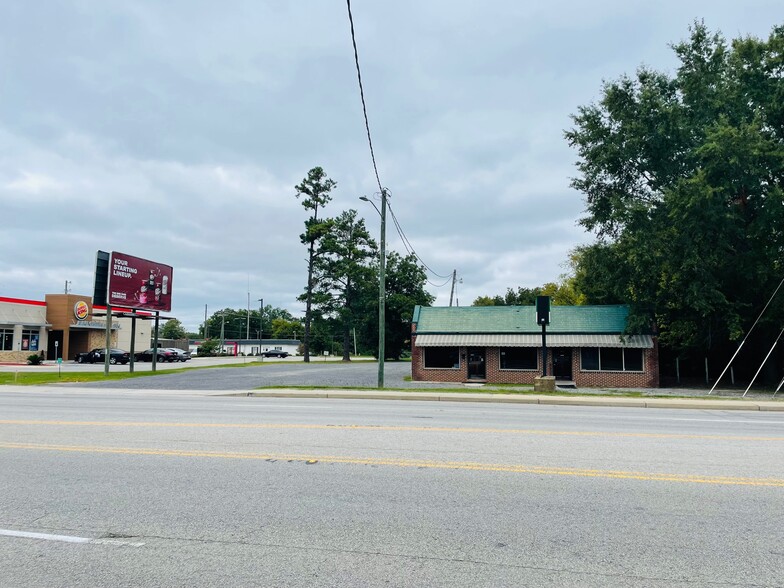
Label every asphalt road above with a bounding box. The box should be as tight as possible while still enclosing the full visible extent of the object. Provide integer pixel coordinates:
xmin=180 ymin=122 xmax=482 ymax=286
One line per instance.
xmin=1 ymin=391 xmax=783 ymax=587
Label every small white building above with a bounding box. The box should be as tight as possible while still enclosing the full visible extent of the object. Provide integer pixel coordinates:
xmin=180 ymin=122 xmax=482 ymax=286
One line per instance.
xmin=189 ymin=338 xmax=301 ymax=357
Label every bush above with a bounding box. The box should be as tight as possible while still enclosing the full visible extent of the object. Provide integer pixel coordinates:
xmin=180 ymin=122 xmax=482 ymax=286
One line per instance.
xmin=27 ymin=353 xmax=42 ymax=365
xmin=196 ymin=338 xmax=220 ymax=356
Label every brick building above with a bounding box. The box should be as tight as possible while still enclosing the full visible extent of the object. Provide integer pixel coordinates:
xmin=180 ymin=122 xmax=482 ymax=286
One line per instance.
xmin=411 ymin=305 xmax=659 ymax=388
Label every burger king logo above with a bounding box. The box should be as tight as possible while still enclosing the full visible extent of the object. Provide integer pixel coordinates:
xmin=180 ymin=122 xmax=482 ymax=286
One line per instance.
xmin=74 ymin=301 xmax=89 ymax=320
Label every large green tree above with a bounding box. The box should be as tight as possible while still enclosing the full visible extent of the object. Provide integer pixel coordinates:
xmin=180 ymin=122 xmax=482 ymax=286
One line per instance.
xmin=295 ymin=166 xmax=336 ymax=362
xmin=472 ymin=270 xmax=586 ymax=307
xmin=160 ymin=318 xmax=187 ymax=340
xmin=202 ymin=306 xmax=296 ymax=341
xmin=305 ymin=209 xmax=377 ymax=361
xmin=565 ymin=22 xmax=784 ymax=367
xmin=359 ymin=252 xmax=435 ymax=360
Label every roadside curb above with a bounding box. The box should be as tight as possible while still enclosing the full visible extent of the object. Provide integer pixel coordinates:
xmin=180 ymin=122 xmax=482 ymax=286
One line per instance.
xmin=235 ymin=390 xmax=784 ymax=411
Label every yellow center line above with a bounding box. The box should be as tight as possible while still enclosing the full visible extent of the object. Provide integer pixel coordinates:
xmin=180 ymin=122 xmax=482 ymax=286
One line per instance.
xmin=0 ymin=419 xmax=782 ymax=442
xmin=2 ymin=441 xmax=783 ymax=487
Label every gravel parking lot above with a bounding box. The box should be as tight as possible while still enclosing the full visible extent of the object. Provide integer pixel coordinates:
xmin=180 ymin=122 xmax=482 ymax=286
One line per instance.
xmin=61 ymin=359 xmax=439 ymax=390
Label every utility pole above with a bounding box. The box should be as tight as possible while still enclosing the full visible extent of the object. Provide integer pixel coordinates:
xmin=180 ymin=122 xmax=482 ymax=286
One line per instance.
xmin=259 ymin=298 xmax=264 ymax=354
xmin=246 ymin=291 xmax=250 ymax=340
xmin=449 ymin=270 xmax=457 ymax=307
xmin=377 ymin=189 xmax=387 ymax=388
xmin=360 ymin=190 xmax=388 ymax=388
xmin=219 ymin=312 xmax=226 ymax=355
xmin=204 ymin=304 xmax=208 ymax=338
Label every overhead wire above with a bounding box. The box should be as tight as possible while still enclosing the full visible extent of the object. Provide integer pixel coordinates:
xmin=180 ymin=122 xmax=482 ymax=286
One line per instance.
xmin=427 ymin=275 xmax=453 ymax=288
xmin=346 ymin=0 xmax=383 ymax=196
xmin=387 ymin=200 xmax=452 ymax=279
xmin=346 ymin=1 xmax=452 ymax=284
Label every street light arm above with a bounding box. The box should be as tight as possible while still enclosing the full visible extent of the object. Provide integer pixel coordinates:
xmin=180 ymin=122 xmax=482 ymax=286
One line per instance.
xmin=359 ymin=195 xmax=381 ymax=216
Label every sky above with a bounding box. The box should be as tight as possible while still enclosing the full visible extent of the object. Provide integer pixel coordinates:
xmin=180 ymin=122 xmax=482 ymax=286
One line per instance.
xmin=1 ymin=1 xmax=781 ymax=331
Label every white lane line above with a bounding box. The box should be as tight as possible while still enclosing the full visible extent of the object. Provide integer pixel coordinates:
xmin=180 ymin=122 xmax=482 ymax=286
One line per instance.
xmin=0 ymin=529 xmax=144 ymax=547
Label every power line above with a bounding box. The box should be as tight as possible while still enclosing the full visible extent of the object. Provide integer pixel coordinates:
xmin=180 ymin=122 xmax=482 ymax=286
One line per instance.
xmin=387 ymin=200 xmax=452 ymax=279
xmin=346 ymin=0 xmax=383 ymax=196
xmin=346 ymin=1 xmax=451 ymax=283
xmin=427 ymin=276 xmax=453 ymax=288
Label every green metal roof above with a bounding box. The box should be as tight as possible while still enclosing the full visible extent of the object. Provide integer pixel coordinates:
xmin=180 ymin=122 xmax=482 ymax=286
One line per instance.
xmin=412 ymin=305 xmax=630 ymax=334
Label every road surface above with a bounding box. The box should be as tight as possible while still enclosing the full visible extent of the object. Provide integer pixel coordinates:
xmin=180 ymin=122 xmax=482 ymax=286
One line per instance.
xmin=1 ymin=390 xmax=782 ymax=586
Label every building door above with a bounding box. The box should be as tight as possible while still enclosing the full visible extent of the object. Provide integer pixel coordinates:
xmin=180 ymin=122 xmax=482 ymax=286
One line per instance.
xmin=467 ymin=348 xmax=486 ymax=380
xmin=47 ymin=331 xmax=63 ymax=361
xmin=552 ymin=348 xmax=572 ymax=380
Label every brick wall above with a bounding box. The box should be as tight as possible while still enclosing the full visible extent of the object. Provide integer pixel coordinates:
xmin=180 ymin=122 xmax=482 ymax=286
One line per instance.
xmin=0 ymin=351 xmax=39 ymax=363
xmin=411 ymin=324 xmax=660 ymax=388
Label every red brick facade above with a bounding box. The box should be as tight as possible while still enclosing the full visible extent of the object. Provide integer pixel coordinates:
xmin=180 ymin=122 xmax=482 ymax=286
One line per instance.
xmin=411 ymin=328 xmax=660 ymax=388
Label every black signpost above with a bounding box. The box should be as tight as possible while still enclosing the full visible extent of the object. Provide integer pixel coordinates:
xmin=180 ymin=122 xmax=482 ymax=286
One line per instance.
xmin=536 ymin=296 xmax=551 ymax=377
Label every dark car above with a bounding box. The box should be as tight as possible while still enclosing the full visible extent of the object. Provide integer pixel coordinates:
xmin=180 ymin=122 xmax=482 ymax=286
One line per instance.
xmin=135 ymin=348 xmax=177 ymax=362
xmin=260 ymin=349 xmax=290 ymax=358
xmin=165 ymin=348 xmax=191 ymax=362
xmin=75 ymin=348 xmax=130 ymax=365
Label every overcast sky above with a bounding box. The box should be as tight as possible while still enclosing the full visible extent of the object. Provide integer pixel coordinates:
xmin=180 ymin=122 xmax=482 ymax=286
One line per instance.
xmin=1 ymin=1 xmax=780 ymax=331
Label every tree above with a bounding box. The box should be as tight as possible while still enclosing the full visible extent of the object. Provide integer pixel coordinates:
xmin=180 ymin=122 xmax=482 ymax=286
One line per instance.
xmin=472 ymin=276 xmax=586 ymax=307
xmin=202 ymin=306 xmax=296 ymax=341
xmin=161 ymin=318 xmax=187 ymax=340
xmin=269 ymin=317 xmax=303 ymax=340
xmin=295 ymin=166 xmax=337 ymax=362
xmin=305 ymin=209 xmax=377 ymax=360
xmin=359 ymin=252 xmax=435 ymax=360
xmin=565 ymin=22 xmax=784 ymax=375
xmin=196 ymin=338 xmax=220 ymax=356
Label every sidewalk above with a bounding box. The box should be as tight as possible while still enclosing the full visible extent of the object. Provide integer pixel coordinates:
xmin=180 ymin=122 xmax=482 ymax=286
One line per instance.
xmin=3 ymin=385 xmax=781 ymax=411
xmin=237 ymin=389 xmax=783 ymax=411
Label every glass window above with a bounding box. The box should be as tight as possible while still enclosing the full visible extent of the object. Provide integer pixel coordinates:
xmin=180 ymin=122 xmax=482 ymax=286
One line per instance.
xmin=500 ymin=347 xmax=537 ymax=370
xmin=601 ymin=348 xmax=624 ymax=371
xmin=581 ymin=348 xmax=599 ymax=370
xmin=624 ymin=348 xmax=643 ymax=371
xmin=0 ymin=329 xmax=13 ymax=351
xmin=22 ymin=329 xmax=39 ymax=351
xmin=581 ymin=347 xmax=644 ymax=372
xmin=424 ymin=347 xmax=460 ymax=369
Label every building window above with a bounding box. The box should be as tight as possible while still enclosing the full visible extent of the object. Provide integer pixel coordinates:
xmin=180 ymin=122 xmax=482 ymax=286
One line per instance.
xmin=624 ymin=349 xmax=643 ymax=371
xmin=424 ymin=347 xmax=460 ymax=369
xmin=581 ymin=347 xmax=599 ymax=370
xmin=499 ymin=347 xmax=537 ymax=370
xmin=0 ymin=328 xmax=13 ymax=351
xmin=22 ymin=329 xmax=40 ymax=352
xmin=580 ymin=347 xmax=644 ymax=372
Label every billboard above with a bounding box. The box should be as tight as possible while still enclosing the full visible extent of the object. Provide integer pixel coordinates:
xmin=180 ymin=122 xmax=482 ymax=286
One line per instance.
xmin=107 ymin=251 xmax=174 ymax=312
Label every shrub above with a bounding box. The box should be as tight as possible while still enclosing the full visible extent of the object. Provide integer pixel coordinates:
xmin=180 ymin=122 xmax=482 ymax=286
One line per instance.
xmin=27 ymin=354 xmax=41 ymax=365
xmin=196 ymin=338 xmax=220 ymax=356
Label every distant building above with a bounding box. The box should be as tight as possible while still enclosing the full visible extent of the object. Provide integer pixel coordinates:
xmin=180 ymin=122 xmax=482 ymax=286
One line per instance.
xmin=189 ymin=339 xmax=301 ymax=357
xmin=411 ymin=305 xmax=658 ymax=388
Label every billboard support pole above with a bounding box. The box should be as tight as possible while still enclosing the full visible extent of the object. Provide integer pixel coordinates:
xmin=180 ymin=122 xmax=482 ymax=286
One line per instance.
xmin=153 ymin=312 xmax=160 ymax=372
xmin=129 ymin=310 xmax=137 ymax=373
xmin=104 ymin=304 xmax=112 ymax=376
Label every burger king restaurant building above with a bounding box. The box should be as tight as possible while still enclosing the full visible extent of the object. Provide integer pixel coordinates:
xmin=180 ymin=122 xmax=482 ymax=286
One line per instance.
xmin=0 ymin=294 xmax=151 ymax=363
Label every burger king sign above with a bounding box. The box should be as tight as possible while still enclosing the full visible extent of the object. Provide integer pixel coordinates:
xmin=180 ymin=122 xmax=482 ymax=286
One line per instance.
xmin=74 ymin=301 xmax=89 ymax=321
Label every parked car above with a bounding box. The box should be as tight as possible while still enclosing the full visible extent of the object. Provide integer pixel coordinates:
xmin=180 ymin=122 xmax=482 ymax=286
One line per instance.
xmin=75 ymin=348 xmax=130 ymax=365
xmin=165 ymin=348 xmax=191 ymax=362
xmin=135 ymin=348 xmax=177 ymax=362
xmin=260 ymin=349 xmax=290 ymax=358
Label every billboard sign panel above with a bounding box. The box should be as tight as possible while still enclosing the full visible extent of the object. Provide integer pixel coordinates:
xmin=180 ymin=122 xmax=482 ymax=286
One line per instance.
xmin=107 ymin=251 xmax=173 ymax=312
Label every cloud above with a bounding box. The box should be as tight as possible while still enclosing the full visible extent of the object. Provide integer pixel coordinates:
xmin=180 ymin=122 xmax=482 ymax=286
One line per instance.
xmin=1 ymin=1 xmax=780 ymax=329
